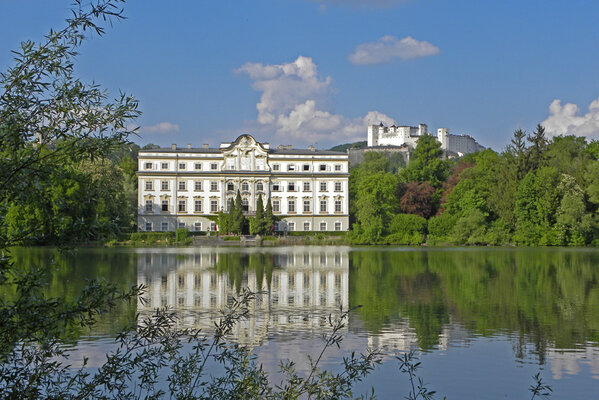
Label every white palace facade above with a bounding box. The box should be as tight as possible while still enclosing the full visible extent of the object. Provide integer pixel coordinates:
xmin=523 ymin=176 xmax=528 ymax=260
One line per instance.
xmin=137 ymin=134 xmax=349 ymax=232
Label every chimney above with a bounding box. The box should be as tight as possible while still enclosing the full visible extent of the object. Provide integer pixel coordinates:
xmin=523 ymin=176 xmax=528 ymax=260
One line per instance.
xmin=202 ymin=143 xmax=209 ymax=149
xmin=187 ymin=144 xmax=191 ymax=149
xmin=171 ymin=144 xmax=177 ymax=150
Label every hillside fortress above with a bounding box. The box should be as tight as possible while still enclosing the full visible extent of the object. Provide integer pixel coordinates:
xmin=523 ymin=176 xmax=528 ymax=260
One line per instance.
xmin=367 ymin=123 xmax=484 ymax=156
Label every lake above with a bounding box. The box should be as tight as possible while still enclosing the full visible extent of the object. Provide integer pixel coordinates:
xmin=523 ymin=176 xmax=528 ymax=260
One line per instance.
xmin=8 ymin=246 xmax=599 ymax=398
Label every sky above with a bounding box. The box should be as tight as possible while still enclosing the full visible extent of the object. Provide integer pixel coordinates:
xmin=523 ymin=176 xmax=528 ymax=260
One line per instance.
xmin=1 ymin=0 xmax=599 ymax=151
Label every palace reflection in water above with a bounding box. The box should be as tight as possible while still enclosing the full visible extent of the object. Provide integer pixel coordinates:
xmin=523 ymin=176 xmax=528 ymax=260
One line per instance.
xmin=136 ymin=247 xmax=349 ymax=346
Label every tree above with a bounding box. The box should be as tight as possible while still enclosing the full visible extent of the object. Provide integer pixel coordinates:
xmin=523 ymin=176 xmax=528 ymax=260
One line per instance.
xmin=526 ymin=124 xmax=548 ymax=171
xmin=264 ymin=197 xmax=276 ymax=233
xmin=507 ymin=129 xmax=528 ymax=180
xmin=352 ymin=171 xmax=400 ymax=243
xmin=400 ymin=134 xmax=449 ymax=188
xmin=398 ymin=182 xmax=436 ymax=219
xmin=250 ymin=194 xmax=266 ymax=235
xmin=0 ymin=0 xmax=139 ymax=365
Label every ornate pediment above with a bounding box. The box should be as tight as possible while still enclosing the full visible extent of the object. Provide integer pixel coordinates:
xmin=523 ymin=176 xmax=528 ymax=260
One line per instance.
xmin=221 ymin=135 xmax=269 ymax=171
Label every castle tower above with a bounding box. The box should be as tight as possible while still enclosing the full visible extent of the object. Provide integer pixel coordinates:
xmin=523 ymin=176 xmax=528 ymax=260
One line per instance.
xmin=437 ymin=128 xmax=449 ymax=150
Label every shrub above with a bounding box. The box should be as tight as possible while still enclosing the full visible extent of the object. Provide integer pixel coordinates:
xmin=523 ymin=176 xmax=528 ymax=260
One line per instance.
xmin=175 ymin=228 xmax=189 ymax=242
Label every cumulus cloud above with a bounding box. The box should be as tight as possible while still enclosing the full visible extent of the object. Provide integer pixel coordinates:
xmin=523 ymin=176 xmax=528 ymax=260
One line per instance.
xmin=311 ymin=0 xmax=412 ymax=8
xmin=139 ymin=122 xmax=180 ymax=135
xmin=237 ymin=56 xmax=395 ymax=144
xmin=542 ymin=98 xmax=599 ymax=138
xmin=349 ymin=36 xmax=440 ymax=65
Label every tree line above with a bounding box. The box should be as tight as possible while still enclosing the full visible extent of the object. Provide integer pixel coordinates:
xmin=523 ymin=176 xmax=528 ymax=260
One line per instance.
xmin=350 ymin=126 xmax=599 ymax=246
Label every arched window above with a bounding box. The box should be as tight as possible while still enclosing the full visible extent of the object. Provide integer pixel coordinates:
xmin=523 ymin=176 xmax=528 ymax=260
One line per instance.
xmin=241 ymin=181 xmax=249 ymax=191
xmin=256 ymin=182 xmax=264 ymax=191
xmin=227 ymin=182 xmax=234 ymax=191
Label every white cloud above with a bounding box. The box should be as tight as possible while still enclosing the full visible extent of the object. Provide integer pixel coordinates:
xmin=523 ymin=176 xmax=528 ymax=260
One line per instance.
xmin=542 ymin=98 xmax=599 ymax=138
xmin=311 ymin=0 xmax=412 ymax=8
xmin=139 ymin=122 xmax=180 ymax=135
xmin=237 ymin=56 xmax=395 ymax=144
xmin=349 ymin=36 xmax=440 ymax=65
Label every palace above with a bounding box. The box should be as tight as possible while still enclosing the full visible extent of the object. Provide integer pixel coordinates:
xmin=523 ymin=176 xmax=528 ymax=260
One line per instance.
xmin=137 ymin=134 xmax=349 ymax=232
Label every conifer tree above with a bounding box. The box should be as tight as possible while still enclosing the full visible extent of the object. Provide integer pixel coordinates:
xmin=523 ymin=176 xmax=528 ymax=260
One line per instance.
xmin=264 ymin=197 xmax=276 ymax=234
xmin=251 ymin=194 xmax=266 ymax=235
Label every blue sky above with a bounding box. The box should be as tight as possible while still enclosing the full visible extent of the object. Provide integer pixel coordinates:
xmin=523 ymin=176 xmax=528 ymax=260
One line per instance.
xmin=2 ymin=0 xmax=599 ymax=150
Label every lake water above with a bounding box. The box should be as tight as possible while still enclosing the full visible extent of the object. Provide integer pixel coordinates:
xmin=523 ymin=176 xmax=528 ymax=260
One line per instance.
xmin=9 ymin=246 xmax=599 ymax=399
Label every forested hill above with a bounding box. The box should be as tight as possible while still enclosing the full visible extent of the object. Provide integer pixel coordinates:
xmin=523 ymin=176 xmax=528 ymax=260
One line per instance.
xmin=329 ymin=141 xmax=367 ymax=152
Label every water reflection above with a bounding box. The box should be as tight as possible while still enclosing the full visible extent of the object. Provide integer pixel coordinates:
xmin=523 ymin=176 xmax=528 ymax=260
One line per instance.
xmin=136 ymin=247 xmax=349 ymax=346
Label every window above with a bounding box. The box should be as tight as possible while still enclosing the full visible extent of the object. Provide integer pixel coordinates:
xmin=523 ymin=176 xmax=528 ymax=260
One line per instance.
xmin=319 ymin=164 xmax=326 ymax=171
xmin=256 ymin=182 xmax=264 ymax=191
xmin=335 ymin=222 xmax=342 ymax=231
xmin=178 ymin=181 xmax=186 ymax=191
xmin=210 ymin=163 xmax=218 ymax=170
xmin=227 ymin=182 xmax=234 ymax=191
xmin=334 ymin=182 xmax=342 ymax=191
xmin=210 ymin=200 xmax=218 ymax=213
xmin=144 ymin=162 xmax=153 ymax=169
xmin=335 ymin=200 xmax=342 ymax=212
xmin=145 ymin=181 xmax=153 ymax=190
xmin=194 ymin=200 xmax=202 ymax=212
xmin=145 ymin=222 xmax=152 ymax=231
xmin=179 ymin=163 xmax=186 ymax=170
xmin=288 ymin=199 xmax=295 ymax=213
xmin=303 ymin=164 xmax=310 ymax=171
xmin=161 ymin=181 xmax=169 ymax=191
xmin=288 ymin=182 xmax=295 ymax=192
xmin=303 ymin=200 xmax=311 ymax=212
xmin=334 ymin=164 xmax=341 ymax=172
xmin=145 ymin=200 xmax=153 ymax=212
xmin=161 ymin=200 xmax=169 ymax=212
xmin=194 ymin=163 xmax=202 ymax=170
xmin=272 ymin=182 xmax=280 ymax=192
xmin=288 ymin=164 xmax=295 ymax=171
xmin=272 ymin=164 xmax=280 ymax=171
xmin=210 ymin=221 xmax=216 ymax=231
xmin=320 ymin=182 xmax=327 ymax=191
xmin=242 ymin=198 xmax=248 ymax=212
xmin=303 ymin=222 xmax=310 ymax=231
xmin=194 ymin=222 xmax=202 ymax=231
xmin=178 ymin=200 xmax=186 ymax=212
xmin=303 ymin=182 xmax=310 ymax=192
xmin=289 ymin=222 xmax=295 ymax=231
xmin=320 ymin=222 xmax=327 ymax=231
xmin=210 ymin=181 xmax=218 ymax=191
xmin=241 ymin=182 xmax=249 ymax=191
xmin=194 ymin=181 xmax=202 ymax=191
xmin=178 ymin=221 xmax=185 ymax=228
xmin=161 ymin=222 xmax=169 ymax=231
xmin=272 ymin=200 xmax=280 ymax=213
xmin=320 ymin=200 xmax=327 ymax=213
xmin=159 ymin=162 xmax=168 ymax=170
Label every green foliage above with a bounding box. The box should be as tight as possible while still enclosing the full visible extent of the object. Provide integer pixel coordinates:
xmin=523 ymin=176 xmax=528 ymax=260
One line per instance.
xmin=385 ymin=214 xmax=427 ymax=245
xmin=175 ymin=228 xmax=189 ymax=242
xmin=329 ymin=140 xmax=366 ymax=152
xmin=400 ymin=134 xmax=449 ymax=188
xmin=426 ymin=213 xmax=458 ymax=244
